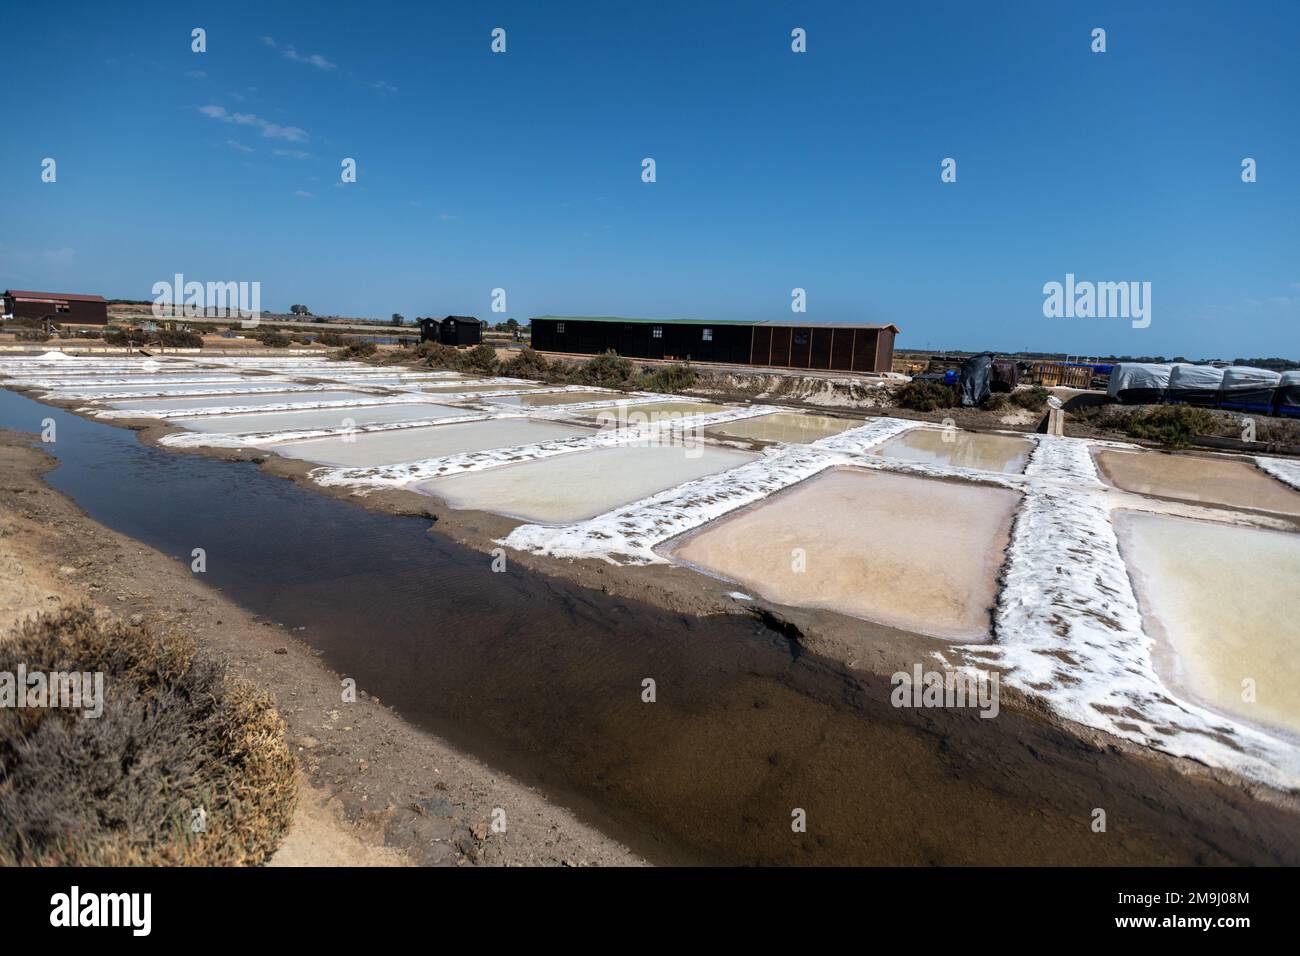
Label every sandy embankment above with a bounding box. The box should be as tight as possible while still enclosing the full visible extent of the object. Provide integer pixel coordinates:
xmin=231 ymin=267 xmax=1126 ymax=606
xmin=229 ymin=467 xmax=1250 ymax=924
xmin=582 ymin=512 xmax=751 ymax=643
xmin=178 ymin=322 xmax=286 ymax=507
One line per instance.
xmin=0 ymin=432 xmax=641 ymax=867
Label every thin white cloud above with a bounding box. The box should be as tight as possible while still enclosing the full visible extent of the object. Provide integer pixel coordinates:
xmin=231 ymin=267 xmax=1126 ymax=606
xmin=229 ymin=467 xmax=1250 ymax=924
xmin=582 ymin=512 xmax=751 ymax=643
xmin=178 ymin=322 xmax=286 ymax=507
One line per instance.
xmin=371 ymin=80 xmax=398 ymax=94
xmin=226 ymin=139 xmax=255 ymax=154
xmin=273 ymin=148 xmax=313 ymax=160
xmin=185 ymin=69 xmax=207 ymax=79
xmin=199 ymin=105 xmax=308 ymax=142
xmin=294 ymin=190 xmax=314 ymax=198
xmin=283 ymin=46 xmax=337 ymax=70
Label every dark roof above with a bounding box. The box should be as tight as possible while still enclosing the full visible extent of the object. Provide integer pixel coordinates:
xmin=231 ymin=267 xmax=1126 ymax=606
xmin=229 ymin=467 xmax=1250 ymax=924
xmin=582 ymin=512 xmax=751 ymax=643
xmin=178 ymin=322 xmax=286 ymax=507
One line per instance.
xmin=443 ymin=315 xmax=481 ymax=324
xmin=3 ymin=289 xmax=108 ymax=303
xmin=532 ymin=315 xmax=899 ymax=332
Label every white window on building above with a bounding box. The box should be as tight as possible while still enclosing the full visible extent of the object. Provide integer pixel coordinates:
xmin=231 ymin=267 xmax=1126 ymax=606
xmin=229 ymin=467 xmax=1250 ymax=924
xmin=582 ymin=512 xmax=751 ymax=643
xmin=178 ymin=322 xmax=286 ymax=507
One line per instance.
xmin=701 ymin=327 xmax=713 ymax=342
xmin=652 ymin=325 xmax=663 ymax=338
xmin=556 ymin=322 xmax=565 ymax=334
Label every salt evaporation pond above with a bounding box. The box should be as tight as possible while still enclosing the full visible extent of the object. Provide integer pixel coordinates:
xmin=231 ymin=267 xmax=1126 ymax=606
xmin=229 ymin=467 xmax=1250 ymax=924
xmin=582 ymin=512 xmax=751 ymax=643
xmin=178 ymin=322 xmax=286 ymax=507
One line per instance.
xmin=415 ymin=382 xmax=542 ymax=393
xmin=1117 ymin=512 xmax=1300 ymax=736
xmin=707 ymin=411 xmax=859 ymax=444
xmin=1095 ymin=449 xmax=1300 ymax=516
xmin=52 ymin=380 xmax=294 ymax=396
xmin=872 ymin=428 xmax=1031 ymax=474
xmin=581 ymin=401 xmax=730 ymax=427
xmin=109 ymin=389 xmax=377 ymax=413
xmin=173 ymin=402 xmax=467 ymax=434
xmin=273 ymin=418 xmax=591 ymax=468
xmin=670 ymin=469 xmax=1020 ymax=640
xmin=421 ymin=443 xmax=757 ymax=523
xmin=489 ymin=390 xmax=624 ymax=407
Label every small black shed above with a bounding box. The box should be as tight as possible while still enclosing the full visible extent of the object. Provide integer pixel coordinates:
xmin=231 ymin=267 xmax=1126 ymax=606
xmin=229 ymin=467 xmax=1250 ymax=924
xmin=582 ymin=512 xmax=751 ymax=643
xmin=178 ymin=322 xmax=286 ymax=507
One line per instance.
xmin=423 ymin=315 xmax=483 ymax=346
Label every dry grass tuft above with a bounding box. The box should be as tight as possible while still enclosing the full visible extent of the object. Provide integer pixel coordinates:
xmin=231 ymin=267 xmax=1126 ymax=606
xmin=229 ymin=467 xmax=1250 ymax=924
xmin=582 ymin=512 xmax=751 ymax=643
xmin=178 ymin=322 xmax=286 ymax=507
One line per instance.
xmin=0 ymin=605 xmax=297 ymax=866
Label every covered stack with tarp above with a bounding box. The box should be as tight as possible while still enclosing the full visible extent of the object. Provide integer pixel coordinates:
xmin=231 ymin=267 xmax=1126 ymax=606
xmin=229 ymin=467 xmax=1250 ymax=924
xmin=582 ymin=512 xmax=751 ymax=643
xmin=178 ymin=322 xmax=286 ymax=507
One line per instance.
xmin=1220 ymin=366 xmax=1281 ymax=413
xmin=1276 ymin=371 xmax=1300 ymax=417
xmin=1106 ymin=363 xmax=1172 ymax=404
xmin=990 ymin=359 xmax=1020 ymax=392
xmin=958 ymin=353 xmax=993 ymax=407
xmin=1166 ymin=363 xmax=1225 ymax=406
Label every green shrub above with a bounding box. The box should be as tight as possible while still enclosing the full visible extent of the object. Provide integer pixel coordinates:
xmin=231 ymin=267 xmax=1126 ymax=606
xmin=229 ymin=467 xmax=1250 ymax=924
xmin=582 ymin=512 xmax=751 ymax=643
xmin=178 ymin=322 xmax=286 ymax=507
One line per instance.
xmin=574 ymin=350 xmax=634 ymax=388
xmin=1010 ymin=385 xmax=1050 ymax=411
xmin=415 ymin=341 xmax=458 ymax=368
xmin=637 ymin=363 xmax=697 ymax=393
xmin=894 ymin=379 xmax=958 ymax=412
xmin=500 ymin=347 xmax=551 ymax=380
xmin=315 ymin=331 xmax=349 ymax=347
xmin=337 ymin=340 xmax=378 ymax=360
xmin=453 ymin=343 xmax=500 ymax=375
xmin=157 ymin=329 xmax=203 ymax=348
xmin=1115 ymin=405 xmax=1216 ymax=448
xmin=0 ymin=606 xmax=297 ymax=866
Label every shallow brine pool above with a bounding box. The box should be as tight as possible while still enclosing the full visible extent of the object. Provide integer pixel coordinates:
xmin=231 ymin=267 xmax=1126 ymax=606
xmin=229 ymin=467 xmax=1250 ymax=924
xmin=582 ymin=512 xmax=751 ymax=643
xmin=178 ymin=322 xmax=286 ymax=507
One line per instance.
xmin=873 ymin=428 xmax=1032 ymax=474
xmin=581 ymin=401 xmax=731 ymax=427
xmin=1095 ymin=449 xmax=1300 ymax=516
xmin=419 ymin=443 xmax=757 ymax=523
xmin=488 ymin=390 xmax=623 ymax=407
xmin=669 ymin=468 xmax=1020 ymax=640
xmin=414 ymin=382 xmax=542 ymax=393
xmin=1117 ymin=512 xmax=1300 ymax=736
xmin=273 ymin=418 xmax=590 ymax=467
xmin=108 ymin=389 xmax=378 ymax=413
xmin=707 ymin=412 xmax=860 ymax=444
xmin=173 ymin=402 xmax=467 ymax=434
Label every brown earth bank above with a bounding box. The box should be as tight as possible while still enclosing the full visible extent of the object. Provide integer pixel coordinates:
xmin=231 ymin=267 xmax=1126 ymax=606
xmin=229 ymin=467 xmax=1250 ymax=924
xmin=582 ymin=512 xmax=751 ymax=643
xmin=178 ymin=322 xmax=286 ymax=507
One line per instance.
xmin=0 ymin=433 xmax=642 ymax=867
xmin=4 ymin=403 xmax=1300 ymax=863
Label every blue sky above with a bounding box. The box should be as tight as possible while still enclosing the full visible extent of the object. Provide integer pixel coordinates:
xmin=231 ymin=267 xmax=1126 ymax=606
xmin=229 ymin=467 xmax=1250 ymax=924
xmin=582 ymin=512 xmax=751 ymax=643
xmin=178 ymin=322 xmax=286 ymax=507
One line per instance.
xmin=1 ymin=0 xmax=1296 ymax=359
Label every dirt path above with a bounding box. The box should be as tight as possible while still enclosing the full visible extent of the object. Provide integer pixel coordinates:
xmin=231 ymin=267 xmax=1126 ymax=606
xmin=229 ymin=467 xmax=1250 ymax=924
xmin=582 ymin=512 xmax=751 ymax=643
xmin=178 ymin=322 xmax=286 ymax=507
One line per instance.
xmin=0 ymin=432 xmax=642 ymax=867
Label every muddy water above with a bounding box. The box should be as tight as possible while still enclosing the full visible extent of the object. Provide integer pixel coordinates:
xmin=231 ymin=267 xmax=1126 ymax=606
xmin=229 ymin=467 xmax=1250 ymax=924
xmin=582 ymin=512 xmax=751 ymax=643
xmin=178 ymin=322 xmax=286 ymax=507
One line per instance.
xmin=671 ymin=468 xmax=1019 ymax=640
xmin=873 ymin=428 xmax=1031 ymax=474
xmin=488 ymin=390 xmax=623 ymax=407
xmin=3 ymin=386 xmax=1295 ymax=866
xmin=1117 ymin=512 xmax=1300 ymax=737
xmin=706 ymin=411 xmax=859 ymax=444
xmin=1096 ymin=449 xmax=1300 ymax=516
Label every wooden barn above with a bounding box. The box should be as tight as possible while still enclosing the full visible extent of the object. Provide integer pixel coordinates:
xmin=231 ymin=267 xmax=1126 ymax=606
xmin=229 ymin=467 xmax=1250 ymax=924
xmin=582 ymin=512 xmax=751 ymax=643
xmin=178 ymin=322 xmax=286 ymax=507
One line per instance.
xmin=530 ymin=316 xmax=899 ymax=374
xmin=419 ymin=315 xmax=483 ymax=346
xmin=2 ymin=289 xmax=108 ymax=326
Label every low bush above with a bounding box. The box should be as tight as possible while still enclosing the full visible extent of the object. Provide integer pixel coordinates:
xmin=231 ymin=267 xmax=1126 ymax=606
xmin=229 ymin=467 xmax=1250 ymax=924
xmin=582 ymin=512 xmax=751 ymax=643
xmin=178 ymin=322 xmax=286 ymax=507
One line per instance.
xmin=1114 ymin=404 xmax=1216 ymax=448
xmin=637 ymin=363 xmax=696 ymax=393
xmin=157 ymin=329 xmax=203 ymax=348
xmin=254 ymin=331 xmax=291 ymax=348
xmin=0 ymin=606 xmax=297 ymax=866
xmin=500 ymin=347 xmax=552 ymax=380
xmin=336 ymin=340 xmax=378 ymax=360
xmin=453 ymin=343 xmax=500 ymax=375
xmin=1009 ymin=385 xmax=1050 ymax=411
xmin=894 ymin=378 xmax=958 ymax=412
xmin=315 ymin=331 xmax=349 ymax=347
xmin=574 ymin=350 xmax=634 ymax=388
xmin=414 ymin=341 xmax=458 ymax=368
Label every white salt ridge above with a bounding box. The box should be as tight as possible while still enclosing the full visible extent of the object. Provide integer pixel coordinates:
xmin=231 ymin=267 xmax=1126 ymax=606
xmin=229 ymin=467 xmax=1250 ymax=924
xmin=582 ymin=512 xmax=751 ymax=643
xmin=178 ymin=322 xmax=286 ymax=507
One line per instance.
xmin=503 ymin=417 xmax=920 ymax=564
xmin=1257 ymin=456 xmax=1300 ymax=492
xmin=90 ymin=393 xmax=438 ymax=420
xmin=158 ymin=409 xmax=527 ymax=448
xmin=942 ymin=435 xmax=1300 ymax=791
xmin=56 ymin=382 xmax=347 ymax=401
xmin=14 ymin=376 xmax=253 ymax=388
xmin=313 ymin=404 xmax=780 ymax=488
